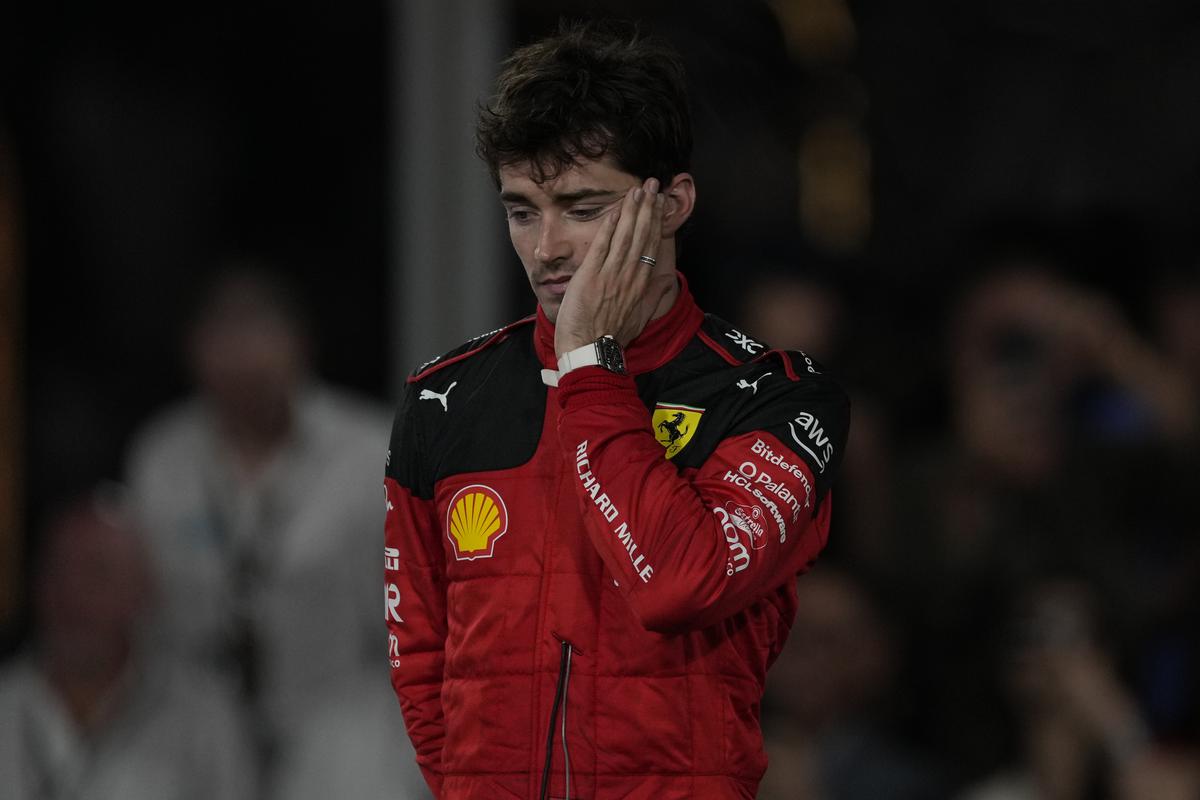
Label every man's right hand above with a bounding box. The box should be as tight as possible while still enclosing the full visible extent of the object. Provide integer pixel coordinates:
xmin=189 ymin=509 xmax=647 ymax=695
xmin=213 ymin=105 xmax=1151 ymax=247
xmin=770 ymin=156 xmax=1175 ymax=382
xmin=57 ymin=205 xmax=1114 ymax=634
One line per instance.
xmin=554 ymin=178 xmax=674 ymax=357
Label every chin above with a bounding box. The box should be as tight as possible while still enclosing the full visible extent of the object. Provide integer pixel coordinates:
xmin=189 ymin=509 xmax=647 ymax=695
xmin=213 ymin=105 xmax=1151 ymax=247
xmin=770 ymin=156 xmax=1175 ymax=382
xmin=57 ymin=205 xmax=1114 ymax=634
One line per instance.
xmin=540 ymin=299 xmax=561 ymax=323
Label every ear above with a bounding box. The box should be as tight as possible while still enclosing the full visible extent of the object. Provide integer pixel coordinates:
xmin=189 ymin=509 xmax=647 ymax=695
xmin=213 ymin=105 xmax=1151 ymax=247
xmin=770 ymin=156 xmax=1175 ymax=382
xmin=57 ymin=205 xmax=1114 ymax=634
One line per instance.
xmin=661 ymin=173 xmax=696 ymax=238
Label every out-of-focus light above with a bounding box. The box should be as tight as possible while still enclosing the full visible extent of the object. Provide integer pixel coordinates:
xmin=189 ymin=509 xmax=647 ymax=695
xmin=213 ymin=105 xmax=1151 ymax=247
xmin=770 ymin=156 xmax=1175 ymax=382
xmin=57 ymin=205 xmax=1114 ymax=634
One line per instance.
xmin=798 ymin=115 xmax=872 ymax=254
xmin=769 ymin=0 xmax=858 ymax=65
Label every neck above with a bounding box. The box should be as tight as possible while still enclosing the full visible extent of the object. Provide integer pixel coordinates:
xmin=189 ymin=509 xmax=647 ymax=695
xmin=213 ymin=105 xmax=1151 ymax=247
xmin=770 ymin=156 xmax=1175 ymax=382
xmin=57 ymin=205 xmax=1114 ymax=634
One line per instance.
xmin=650 ymin=241 xmax=680 ymax=314
xmin=216 ymin=399 xmax=295 ymax=478
xmin=1027 ymin=713 xmax=1090 ymax=800
xmin=648 ymin=281 xmax=680 ymax=325
xmin=42 ymin=645 xmax=131 ymax=730
xmin=636 ymin=240 xmax=681 ymax=329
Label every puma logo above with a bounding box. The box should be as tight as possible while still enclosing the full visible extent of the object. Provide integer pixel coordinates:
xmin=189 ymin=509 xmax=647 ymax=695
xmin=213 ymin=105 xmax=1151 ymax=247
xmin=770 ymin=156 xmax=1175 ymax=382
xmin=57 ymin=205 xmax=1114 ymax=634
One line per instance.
xmin=419 ymin=381 xmax=458 ymax=412
xmin=735 ymin=372 xmax=772 ymax=394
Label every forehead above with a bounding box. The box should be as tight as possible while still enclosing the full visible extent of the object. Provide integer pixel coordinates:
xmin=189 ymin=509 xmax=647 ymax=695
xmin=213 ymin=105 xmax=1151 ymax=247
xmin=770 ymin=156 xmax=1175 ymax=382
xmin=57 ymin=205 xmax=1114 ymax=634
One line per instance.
xmin=497 ymin=156 xmax=639 ymax=199
xmin=42 ymin=509 xmax=142 ymax=577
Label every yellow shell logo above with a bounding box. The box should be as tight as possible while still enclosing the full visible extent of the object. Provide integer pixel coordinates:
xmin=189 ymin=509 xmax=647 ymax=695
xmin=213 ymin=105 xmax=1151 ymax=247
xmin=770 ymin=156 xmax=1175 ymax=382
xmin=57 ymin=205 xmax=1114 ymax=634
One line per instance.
xmin=652 ymin=403 xmax=704 ymax=459
xmin=446 ymin=484 xmax=509 ymax=561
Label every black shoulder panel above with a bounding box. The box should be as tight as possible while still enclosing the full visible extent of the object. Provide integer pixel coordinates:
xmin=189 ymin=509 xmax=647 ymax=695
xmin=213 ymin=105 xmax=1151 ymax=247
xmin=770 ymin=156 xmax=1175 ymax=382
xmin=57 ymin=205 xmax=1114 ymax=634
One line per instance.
xmin=408 ymin=316 xmax=536 ymax=381
xmin=697 ymin=314 xmax=772 ymax=364
xmin=387 ymin=320 xmax=546 ymax=499
xmin=724 ymin=361 xmax=850 ymax=504
xmin=640 ymin=336 xmax=849 ymax=512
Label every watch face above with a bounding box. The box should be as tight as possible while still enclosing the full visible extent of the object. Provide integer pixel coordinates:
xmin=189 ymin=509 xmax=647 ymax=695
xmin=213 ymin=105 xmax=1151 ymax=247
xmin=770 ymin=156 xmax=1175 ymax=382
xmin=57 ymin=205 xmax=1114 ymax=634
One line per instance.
xmin=598 ymin=337 xmax=627 ymax=374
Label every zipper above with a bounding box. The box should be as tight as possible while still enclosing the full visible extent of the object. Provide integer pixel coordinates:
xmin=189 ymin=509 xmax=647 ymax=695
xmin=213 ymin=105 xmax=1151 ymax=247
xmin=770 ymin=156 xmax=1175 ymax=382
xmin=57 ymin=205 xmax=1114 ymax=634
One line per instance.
xmin=539 ymin=638 xmax=575 ymax=800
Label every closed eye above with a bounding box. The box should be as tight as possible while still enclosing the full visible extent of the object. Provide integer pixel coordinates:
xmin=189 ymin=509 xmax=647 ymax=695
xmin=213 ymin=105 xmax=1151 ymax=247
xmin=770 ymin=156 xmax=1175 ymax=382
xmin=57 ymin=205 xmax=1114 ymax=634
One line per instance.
xmin=566 ymin=206 xmax=605 ymax=221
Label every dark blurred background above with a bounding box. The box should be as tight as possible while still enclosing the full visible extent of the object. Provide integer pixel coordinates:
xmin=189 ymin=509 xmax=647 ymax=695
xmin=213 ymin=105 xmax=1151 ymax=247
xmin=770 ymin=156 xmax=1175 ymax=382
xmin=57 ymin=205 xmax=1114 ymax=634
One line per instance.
xmin=3 ymin=1 xmax=1200 ymax=797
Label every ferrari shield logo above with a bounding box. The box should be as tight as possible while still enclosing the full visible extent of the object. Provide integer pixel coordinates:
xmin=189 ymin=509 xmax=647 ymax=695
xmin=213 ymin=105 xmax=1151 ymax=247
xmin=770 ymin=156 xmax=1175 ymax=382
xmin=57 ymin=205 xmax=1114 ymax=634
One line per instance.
xmin=652 ymin=403 xmax=704 ymax=459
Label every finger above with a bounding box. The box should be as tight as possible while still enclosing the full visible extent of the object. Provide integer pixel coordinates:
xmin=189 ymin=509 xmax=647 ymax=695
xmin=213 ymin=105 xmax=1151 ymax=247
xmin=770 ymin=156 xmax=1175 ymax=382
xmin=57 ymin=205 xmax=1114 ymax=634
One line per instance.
xmin=619 ymin=178 xmax=659 ymax=281
xmin=645 ymin=191 xmax=665 ymax=262
xmin=601 ymin=186 xmax=641 ymax=274
xmin=627 ymin=191 xmax=663 ymax=297
xmin=578 ymin=204 xmax=620 ymax=277
xmin=621 ymin=182 xmax=664 ymax=301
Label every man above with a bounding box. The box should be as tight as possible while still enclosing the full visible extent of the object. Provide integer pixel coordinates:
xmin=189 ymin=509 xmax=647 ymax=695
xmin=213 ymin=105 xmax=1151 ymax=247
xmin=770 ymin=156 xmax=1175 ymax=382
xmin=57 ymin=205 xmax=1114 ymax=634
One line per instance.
xmin=125 ymin=265 xmax=392 ymax=785
xmin=384 ymin=21 xmax=849 ymax=800
xmin=0 ymin=487 xmax=254 ymax=800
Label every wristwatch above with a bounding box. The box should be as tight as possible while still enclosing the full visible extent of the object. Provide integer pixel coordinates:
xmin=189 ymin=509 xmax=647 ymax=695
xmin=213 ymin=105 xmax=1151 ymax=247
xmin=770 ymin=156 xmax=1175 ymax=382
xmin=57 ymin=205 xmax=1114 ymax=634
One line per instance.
xmin=560 ymin=335 xmax=627 ymax=376
xmin=541 ymin=335 xmax=627 ymax=386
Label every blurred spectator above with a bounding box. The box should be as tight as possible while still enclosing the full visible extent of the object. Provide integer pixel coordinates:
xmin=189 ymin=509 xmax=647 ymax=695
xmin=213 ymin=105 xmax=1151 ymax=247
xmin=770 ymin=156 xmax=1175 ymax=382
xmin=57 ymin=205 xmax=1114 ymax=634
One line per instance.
xmin=758 ymin=567 xmax=946 ymax=800
xmin=1115 ymin=747 xmax=1200 ymax=800
xmin=875 ymin=248 xmax=1200 ymax=781
xmin=960 ymin=577 xmax=1200 ymax=800
xmin=1151 ymin=267 xmax=1200 ymax=405
xmin=947 ymin=262 xmax=1196 ymax=463
xmin=739 ymin=271 xmax=843 ymax=361
xmin=0 ymin=486 xmax=255 ymax=800
xmin=123 ymin=264 xmax=393 ymax=790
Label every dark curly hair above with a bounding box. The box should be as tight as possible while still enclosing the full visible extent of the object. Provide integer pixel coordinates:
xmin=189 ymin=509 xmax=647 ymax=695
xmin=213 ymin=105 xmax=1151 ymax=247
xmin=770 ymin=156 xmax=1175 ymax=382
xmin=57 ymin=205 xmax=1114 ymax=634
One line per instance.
xmin=475 ymin=20 xmax=692 ymax=186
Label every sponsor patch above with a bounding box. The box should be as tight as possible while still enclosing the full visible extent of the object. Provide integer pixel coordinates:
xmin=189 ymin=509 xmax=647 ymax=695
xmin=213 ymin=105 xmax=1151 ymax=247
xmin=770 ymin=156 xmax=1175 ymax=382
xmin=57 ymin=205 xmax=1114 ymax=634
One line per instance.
xmin=735 ymin=372 xmax=772 ymax=394
xmin=652 ymin=403 xmax=704 ymax=459
xmin=386 ymin=583 xmax=404 ymax=622
xmin=787 ymin=411 xmax=835 ymax=474
xmin=795 ymin=350 xmax=820 ymax=375
xmin=419 ymin=381 xmax=457 ymax=411
xmin=725 ymin=502 xmax=767 ymax=550
xmin=713 ymin=507 xmax=753 ymax=575
xmin=575 ymin=440 xmax=654 ymax=582
xmin=726 ymin=329 xmax=765 ymax=355
xmin=446 ymin=484 xmax=509 ymax=561
xmin=750 ymin=438 xmax=813 ymax=510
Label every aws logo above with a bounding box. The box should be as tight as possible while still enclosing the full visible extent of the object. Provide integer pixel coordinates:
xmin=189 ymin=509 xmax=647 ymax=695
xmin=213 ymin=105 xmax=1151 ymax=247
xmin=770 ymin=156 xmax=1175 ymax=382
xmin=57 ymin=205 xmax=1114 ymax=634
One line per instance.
xmin=446 ymin=484 xmax=509 ymax=561
xmin=653 ymin=403 xmax=704 ymax=459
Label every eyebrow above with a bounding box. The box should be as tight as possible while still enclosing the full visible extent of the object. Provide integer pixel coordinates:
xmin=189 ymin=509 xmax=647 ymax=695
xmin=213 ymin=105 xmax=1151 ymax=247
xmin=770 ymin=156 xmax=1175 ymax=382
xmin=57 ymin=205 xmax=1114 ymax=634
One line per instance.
xmin=499 ymin=187 xmax=621 ymax=205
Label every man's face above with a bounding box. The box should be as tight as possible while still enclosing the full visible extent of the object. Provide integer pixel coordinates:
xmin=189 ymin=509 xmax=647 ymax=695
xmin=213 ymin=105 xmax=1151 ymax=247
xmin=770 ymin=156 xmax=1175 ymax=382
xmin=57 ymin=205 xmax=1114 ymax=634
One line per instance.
xmin=190 ymin=298 xmax=305 ymax=426
xmin=499 ymin=157 xmax=642 ymax=322
xmin=36 ymin=508 xmax=150 ymax=675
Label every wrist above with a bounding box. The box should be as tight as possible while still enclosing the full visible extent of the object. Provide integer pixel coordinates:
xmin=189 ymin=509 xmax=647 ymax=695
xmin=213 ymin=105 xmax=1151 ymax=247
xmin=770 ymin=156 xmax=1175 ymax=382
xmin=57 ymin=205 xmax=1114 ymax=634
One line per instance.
xmin=560 ymin=335 xmax=625 ymax=375
xmin=555 ymin=338 xmax=592 ymax=359
xmin=542 ymin=335 xmax=627 ymax=387
xmin=555 ymin=324 xmax=602 ymax=359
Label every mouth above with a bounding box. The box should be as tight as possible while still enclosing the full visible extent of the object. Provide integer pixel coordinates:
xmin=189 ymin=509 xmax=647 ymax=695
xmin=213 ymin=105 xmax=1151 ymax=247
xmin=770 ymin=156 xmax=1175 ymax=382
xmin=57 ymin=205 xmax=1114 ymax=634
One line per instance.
xmin=540 ymin=274 xmax=573 ymax=297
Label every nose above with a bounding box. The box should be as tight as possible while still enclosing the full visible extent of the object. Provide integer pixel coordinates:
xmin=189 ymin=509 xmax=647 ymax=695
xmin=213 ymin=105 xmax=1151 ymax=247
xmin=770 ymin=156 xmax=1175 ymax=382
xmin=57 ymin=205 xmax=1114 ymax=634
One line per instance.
xmin=534 ymin=217 xmax=571 ymax=266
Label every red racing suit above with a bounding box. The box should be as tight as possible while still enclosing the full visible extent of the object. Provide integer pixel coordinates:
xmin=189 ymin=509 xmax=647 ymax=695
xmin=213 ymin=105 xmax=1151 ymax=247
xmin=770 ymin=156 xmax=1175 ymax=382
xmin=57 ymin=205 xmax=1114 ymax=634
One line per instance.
xmin=384 ymin=276 xmax=848 ymax=799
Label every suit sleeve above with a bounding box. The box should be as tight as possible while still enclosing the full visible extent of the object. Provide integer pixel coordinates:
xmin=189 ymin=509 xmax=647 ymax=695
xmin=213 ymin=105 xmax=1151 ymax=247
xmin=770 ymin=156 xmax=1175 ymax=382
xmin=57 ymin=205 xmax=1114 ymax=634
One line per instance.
xmin=556 ymin=360 xmax=848 ymax=633
xmin=384 ymin=385 xmax=447 ymax=796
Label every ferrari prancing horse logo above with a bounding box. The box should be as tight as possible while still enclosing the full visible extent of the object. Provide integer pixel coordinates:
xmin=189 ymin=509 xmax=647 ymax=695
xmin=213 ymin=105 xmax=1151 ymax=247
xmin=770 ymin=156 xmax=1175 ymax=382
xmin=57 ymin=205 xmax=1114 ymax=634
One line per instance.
xmin=652 ymin=403 xmax=704 ymax=459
